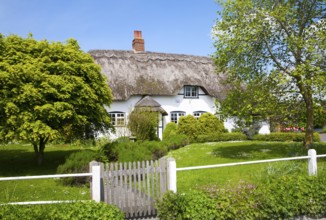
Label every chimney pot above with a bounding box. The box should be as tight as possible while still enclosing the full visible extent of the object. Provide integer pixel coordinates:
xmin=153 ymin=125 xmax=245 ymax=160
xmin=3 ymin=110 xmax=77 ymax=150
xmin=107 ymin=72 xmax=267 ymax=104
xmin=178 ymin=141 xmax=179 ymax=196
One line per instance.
xmin=132 ymin=30 xmax=145 ymax=52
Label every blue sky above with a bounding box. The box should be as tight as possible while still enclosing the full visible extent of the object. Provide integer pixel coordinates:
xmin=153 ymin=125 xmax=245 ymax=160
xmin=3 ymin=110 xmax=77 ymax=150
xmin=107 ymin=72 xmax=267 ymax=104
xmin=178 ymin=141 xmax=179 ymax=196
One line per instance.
xmin=0 ymin=0 xmax=220 ymax=56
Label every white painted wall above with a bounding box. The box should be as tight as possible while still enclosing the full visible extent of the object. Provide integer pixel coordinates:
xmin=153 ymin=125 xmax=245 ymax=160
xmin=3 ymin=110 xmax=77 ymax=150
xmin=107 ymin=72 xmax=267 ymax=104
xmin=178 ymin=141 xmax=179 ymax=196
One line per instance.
xmin=105 ymin=87 xmax=238 ymax=139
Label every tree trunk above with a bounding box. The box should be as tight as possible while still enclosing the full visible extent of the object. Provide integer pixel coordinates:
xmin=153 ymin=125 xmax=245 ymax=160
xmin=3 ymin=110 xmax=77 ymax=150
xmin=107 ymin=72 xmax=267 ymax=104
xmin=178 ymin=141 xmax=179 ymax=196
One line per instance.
xmin=33 ymin=137 xmax=47 ymax=166
xmin=304 ymin=93 xmax=314 ymax=149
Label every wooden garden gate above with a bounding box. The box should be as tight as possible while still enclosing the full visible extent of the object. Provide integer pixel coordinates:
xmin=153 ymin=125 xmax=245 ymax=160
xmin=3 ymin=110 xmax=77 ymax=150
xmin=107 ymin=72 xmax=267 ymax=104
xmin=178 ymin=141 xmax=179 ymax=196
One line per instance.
xmin=95 ymin=158 xmax=169 ymax=219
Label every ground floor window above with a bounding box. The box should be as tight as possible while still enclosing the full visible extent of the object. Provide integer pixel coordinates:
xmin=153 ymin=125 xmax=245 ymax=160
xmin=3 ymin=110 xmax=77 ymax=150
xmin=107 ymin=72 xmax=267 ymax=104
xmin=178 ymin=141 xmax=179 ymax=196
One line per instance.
xmin=170 ymin=111 xmax=186 ymax=124
xmin=193 ymin=111 xmax=206 ymax=119
xmin=109 ymin=112 xmax=126 ymax=126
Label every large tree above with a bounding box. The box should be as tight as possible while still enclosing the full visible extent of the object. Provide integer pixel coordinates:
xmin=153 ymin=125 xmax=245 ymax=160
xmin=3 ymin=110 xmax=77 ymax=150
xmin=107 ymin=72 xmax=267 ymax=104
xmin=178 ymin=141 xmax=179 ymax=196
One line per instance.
xmin=213 ymin=0 xmax=326 ymax=148
xmin=0 ymin=34 xmax=113 ymax=164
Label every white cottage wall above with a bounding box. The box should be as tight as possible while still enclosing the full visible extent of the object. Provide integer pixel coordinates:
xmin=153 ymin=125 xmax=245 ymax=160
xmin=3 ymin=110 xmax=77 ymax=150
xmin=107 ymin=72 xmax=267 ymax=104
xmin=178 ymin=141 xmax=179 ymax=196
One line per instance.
xmin=106 ymin=87 xmax=237 ymax=139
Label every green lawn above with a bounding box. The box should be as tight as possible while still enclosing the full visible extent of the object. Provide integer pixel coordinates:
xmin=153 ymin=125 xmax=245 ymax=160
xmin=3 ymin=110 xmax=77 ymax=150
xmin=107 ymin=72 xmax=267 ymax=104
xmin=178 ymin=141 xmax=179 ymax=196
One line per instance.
xmin=167 ymin=141 xmax=326 ymax=192
xmin=0 ymin=143 xmax=94 ymax=203
xmin=1 ymin=141 xmax=326 ymax=202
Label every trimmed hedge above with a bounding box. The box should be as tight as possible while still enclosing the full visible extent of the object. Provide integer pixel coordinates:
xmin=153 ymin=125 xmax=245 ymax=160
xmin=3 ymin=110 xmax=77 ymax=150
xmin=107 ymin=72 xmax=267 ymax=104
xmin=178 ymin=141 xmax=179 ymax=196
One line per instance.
xmin=0 ymin=201 xmax=124 ymax=220
xmin=253 ymin=132 xmax=321 ymax=142
xmin=196 ymin=132 xmax=247 ymax=143
xmin=157 ymin=174 xmax=326 ymax=220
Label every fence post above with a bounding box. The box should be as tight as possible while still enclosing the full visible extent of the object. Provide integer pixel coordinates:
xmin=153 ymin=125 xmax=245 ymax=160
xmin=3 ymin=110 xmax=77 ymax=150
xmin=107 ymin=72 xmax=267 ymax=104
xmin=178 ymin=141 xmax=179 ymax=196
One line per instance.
xmin=308 ymin=149 xmax=317 ymax=176
xmin=167 ymin=158 xmax=177 ymax=193
xmin=92 ymin=164 xmax=101 ymax=202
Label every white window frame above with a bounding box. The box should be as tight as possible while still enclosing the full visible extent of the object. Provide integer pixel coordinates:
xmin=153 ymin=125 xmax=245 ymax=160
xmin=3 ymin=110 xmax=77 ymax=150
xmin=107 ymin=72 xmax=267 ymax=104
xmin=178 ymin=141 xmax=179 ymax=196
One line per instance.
xmin=109 ymin=112 xmax=126 ymax=126
xmin=193 ymin=111 xmax=206 ymax=119
xmin=170 ymin=111 xmax=186 ymax=124
xmin=184 ymin=86 xmax=198 ymax=98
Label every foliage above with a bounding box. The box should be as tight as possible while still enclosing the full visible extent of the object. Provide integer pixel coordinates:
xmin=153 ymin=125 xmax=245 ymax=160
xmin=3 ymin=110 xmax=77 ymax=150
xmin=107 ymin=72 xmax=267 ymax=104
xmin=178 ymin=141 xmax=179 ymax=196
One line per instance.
xmin=253 ymin=132 xmax=321 ymax=142
xmin=0 ymin=34 xmax=113 ymax=164
xmin=156 ymin=191 xmax=217 ymax=220
xmin=100 ymin=135 xmax=189 ymax=162
xmin=197 ymin=113 xmax=226 ymax=134
xmin=56 ymin=150 xmax=105 ymax=186
xmin=177 ymin=115 xmax=199 ymax=141
xmin=157 ymin=173 xmax=326 ymax=219
xmin=162 ymin=134 xmax=190 ymax=150
xmin=0 ymin=201 xmax=124 ymax=220
xmin=213 ymin=0 xmax=326 ymax=147
xmin=163 ymin=122 xmax=178 ymax=140
xmin=197 ymin=132 xmax=247 ymax=143
xmin=127 ymin=108 xmax=159 ymax=141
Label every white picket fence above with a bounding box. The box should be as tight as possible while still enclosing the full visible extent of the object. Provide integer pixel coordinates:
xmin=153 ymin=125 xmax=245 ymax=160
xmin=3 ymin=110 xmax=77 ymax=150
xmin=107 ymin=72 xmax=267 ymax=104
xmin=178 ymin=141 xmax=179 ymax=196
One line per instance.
xmin=167 ymin=149 xmax=326 ymax=192
xmin=1 ymin=149 xmax=326 ymax=209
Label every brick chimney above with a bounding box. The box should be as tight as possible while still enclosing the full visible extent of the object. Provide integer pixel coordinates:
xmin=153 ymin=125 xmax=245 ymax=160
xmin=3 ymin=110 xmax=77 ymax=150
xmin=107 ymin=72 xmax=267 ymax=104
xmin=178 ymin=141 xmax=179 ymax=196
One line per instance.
xmin=132 ymin=30 xmax=145 ymax=52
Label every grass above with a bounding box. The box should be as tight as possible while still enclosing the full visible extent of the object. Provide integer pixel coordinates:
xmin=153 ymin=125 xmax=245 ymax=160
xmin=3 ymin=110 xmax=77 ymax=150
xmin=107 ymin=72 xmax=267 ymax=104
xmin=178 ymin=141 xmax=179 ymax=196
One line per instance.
xmin=167 ymin=141 xmax=326 ymax=192
xmin=1 ymin=141 xmax=326 ymax=202
xmin=0 ymin=143 xmax=95 ymax=203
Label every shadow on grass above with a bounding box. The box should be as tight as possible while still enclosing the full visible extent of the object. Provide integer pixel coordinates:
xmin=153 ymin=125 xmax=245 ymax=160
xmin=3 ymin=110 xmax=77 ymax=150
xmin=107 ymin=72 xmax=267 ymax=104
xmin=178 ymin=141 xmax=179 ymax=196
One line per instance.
xmin=0 ymin=147 xmax=82 ymax=177
xmin=212 ymin=142 xmax=326 ymax=160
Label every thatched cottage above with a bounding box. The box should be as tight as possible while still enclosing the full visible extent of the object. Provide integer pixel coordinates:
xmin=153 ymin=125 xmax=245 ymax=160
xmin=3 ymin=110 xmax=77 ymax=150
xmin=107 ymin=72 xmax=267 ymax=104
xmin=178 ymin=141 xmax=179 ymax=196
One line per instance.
xmin=89 ymin=31 xmax=269 ymax=139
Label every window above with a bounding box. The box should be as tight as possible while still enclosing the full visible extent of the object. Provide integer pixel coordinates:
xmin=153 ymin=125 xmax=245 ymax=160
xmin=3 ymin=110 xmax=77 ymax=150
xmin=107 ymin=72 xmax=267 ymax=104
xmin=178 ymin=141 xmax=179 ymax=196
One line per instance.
xmin=193 ymin=111 xmax=206 ymax=119
xmin=184 ymin=86 xmax=198 ymax=98
xmin=170 ymin=111 xmax=186 ymax=124
xmin=109 ymin=112 xmax=125 ymax=126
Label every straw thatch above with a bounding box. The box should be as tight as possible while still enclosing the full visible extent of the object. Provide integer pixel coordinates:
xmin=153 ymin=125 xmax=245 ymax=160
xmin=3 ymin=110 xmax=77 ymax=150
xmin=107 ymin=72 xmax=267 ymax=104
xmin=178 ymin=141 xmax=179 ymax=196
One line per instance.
xmin=89 ymin=50 xmax=228 ymax=100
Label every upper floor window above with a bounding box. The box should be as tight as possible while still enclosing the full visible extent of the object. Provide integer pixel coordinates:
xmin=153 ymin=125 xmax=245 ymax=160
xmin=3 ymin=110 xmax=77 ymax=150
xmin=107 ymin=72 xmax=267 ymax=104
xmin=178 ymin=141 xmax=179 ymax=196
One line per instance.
xmin=193 ymin=111 xmax=206 ymax=119
xmin=109 ymin=112 xmax=126 ymax=126
xmin=184 ymin=86 xmax=198 ymax=98
xmin=170 ymin=111 xmax=186 ymax=124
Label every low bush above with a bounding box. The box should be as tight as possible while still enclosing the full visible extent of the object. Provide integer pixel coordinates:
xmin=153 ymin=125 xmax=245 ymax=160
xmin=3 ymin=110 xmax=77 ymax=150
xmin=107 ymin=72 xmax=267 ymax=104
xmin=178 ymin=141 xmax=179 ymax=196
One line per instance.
xmin=198 ymin=113 xmax=226 ymax=135
xmin=162 ymin=134 xmax=190 ymax=150
xmin=196 ymin=132 xmax=247 ymax=143
xmin=253 ymin=132 xmax=321 ymax=142
xmin=100 ymin=134 xmax=190 ymax=162
xmin=177 ymin=115 xmax=199 ymax=141
xmin=163 ymin=122 xmax=178 ymax=140
xmin=57 ymin=150 xmax=105 ymax=186
xmin=0 ymin=201 xmax=124 ymax=220
xmin=157 ymin=174 xmax=326 ymax=219
xmin=156 ymin=191 xmax=217 ymax=220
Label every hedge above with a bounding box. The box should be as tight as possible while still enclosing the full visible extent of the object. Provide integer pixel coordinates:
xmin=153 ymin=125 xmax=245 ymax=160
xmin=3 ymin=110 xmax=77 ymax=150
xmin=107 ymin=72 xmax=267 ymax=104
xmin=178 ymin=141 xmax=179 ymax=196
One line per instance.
xmin=0 ymin=201 xmax=124 ymax=220
xmin=196 ymin=132 xmax=247 ymax=143
xmin=253 ymin=132 xmax=321 ymax=142
xmin=100 ymin=134 xmax=189 ymax=162
xmin=157 ymin=174 xmax=326 ymax=220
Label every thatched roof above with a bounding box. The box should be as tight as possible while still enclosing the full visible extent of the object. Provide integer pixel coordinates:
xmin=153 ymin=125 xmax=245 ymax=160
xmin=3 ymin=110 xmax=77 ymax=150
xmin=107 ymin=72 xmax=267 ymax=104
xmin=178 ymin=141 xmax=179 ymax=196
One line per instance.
xmin=89 ymin=50 xmax=228 ymax=101
xmin=134 ymin=95 xmax=168 ymax=115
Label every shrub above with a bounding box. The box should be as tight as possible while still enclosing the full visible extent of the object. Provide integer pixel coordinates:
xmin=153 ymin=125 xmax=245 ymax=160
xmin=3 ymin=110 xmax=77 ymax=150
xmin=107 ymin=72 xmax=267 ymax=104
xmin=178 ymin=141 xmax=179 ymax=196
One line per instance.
xmin=162 ymin=134 xmax=190 ymax=150
xmin=163 ymin=122 xmax=178 ymax=140
xmin=197 ymin=132 xmax=247 ymax=143
xmin=128 ymin=109 xmax=159 ymax=141
xmin=156 ymin=191 xmax=217 ymax=220
xmin=253 ymin=132 xmax=321 ymax=142
xmin=157 ymin=174 xmax=326 ymax=220
xmin=57 ymin=150 xmax=104 ymax=186
xmin=0 ymin=201 xmax=124 ymax=220
xmin=177 ymin=115 xmax=199 ymax=141
xmin=198 ymin=113 xmax=226 ymax=135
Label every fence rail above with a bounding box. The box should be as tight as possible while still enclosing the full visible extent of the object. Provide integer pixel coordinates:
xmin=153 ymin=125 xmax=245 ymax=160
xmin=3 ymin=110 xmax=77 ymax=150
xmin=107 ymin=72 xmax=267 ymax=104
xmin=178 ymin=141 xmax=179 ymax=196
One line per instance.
xmin=0 ymin=165 xmax=101 ymax=205
xmin=0 ymin=173 xmax=92 ymax=181
xmin=168 ymin=149 xmax=326 ymax=192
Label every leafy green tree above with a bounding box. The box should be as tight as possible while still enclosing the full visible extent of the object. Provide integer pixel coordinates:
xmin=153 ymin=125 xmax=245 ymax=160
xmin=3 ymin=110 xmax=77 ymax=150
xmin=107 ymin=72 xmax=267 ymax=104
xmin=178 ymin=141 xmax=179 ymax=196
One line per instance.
xmin=128 ymin=108 xmax=159 ymax=141
xmin=213 ymin=0 xmax=326 ymax=148
xmin=0 ymin=34 xmax=113 ymax=165
xmin=198 ymin=113 xmax=225 ymax=134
